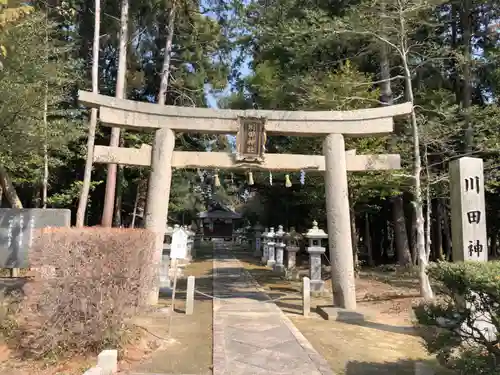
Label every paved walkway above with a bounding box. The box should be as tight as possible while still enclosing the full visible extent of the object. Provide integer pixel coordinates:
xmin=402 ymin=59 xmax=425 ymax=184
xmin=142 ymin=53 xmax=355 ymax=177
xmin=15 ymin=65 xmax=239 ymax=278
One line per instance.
xmin=212 ymin=243 xmax=334 ymax=375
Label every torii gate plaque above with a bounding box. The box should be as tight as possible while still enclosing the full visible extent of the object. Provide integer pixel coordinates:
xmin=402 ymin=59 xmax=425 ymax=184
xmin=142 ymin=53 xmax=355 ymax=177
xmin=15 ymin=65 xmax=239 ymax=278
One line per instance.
xmin=235 ymin=116 xmax=266 ymax=163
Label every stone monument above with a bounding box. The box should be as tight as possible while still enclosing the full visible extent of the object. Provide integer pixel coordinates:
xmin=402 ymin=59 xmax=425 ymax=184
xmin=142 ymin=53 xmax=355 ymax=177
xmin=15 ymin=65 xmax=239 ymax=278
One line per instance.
xmin=450 ymin=157 xmax=497 ymax=342
xmin=0 ymin=208 xmax=71 ymax=269
xmin=450 ymin=157 xmax=487 ymax=262
xmin=305 ymin=221 xmax=328 ymax=295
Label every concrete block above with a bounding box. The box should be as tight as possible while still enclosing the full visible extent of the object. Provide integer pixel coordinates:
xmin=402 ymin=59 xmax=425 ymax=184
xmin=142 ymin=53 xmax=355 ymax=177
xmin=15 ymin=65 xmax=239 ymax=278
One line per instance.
xmin=97 ymin=349 xmax=117 ymax=374
xmin=83 ymin=367 xmax=102 ymax=375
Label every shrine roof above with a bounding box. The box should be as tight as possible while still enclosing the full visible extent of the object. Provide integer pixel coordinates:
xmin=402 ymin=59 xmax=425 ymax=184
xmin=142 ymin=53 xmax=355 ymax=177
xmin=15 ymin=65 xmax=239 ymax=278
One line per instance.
xmin=197 ymin=203 xmax=242 ymax=219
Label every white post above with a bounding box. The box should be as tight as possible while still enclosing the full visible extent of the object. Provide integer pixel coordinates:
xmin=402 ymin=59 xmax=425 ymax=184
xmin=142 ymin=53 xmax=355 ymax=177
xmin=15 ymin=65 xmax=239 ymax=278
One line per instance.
xmin=323 ymin=133 xmax=356 ymax=310
xmin=186 ymin=275 xmax=195 ymax=315
xmin=144 ymin=128 xmax=175 ymax=305
xmin=302 ymin=277 xmax=311 ymax=317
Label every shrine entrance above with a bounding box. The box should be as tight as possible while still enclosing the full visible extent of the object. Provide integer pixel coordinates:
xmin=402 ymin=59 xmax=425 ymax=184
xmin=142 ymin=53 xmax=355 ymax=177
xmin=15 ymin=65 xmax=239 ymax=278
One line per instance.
xmin=79 ymin=90 xmax=412 ymax=308
xmin=197 ymin=202 xmax=242 ymax=240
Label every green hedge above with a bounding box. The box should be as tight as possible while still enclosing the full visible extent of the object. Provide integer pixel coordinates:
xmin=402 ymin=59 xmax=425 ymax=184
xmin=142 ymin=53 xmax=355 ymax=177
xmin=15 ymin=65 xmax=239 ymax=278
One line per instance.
xmin=413 ymin=261 xmax=500 ymax=375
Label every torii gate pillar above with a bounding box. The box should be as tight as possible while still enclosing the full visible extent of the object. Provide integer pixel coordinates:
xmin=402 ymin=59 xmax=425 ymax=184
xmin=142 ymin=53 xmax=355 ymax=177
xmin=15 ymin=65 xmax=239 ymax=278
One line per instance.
xmin=323 ymin=134 xmax=357 ymax=310
xmin=144 ymin=128 xmax=175 ymax=305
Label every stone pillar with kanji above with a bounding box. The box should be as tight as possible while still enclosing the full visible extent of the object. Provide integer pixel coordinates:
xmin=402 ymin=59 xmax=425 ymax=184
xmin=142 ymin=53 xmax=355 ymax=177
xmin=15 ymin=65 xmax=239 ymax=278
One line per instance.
xmin=266 ymin=227 xmax=276 ymax=268
xmin=261 ymin=227 xmax=269 ymax=264
xmin=274 ymin=225 xmax=286 ymax=272
xmin=305 ymin=221 xmax=328 ymax=295
xmin=450 ymin=157 xmax=488 ymax=262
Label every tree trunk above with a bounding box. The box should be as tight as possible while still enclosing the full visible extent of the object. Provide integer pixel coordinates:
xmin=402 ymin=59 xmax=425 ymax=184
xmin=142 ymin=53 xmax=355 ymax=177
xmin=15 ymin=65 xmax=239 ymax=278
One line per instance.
xmin=350 ymin=208 xmax=359 ymax=274
xmin=113 ymin=165 xmax=124 ymax=227
xmin=101 ymin=0 xmax=129 ymax=227
xmin=379 ymin=20 xmax=411 ymax=267
xmin=365 ymin=213 xmax=374 ymax=267
xmin=402 ymin=55 xmax=433 ymax=299
xmin=442 ymin=200 xmax=452 ymax=261
xmin=158 ymin=0 xmax=176 ymax=105
xmin=130 ymin=182 xmax=140 ymax=228
xmin=372 ymin=210 xmax=383 ymax=264
xmin=0 ymin=166 xmax=22 ymax=208
xmin=76 ymin=0 xmax=101 ymax=227
xmin=433 ymin=199 xmax=444 ymax=260
xmin=392 ymin=196 xmax=412 ymax=266
xmin=424 ymin=150 xmax=432 ymax=267
xmin=42 ymin=10 xmax=49 ymax=209
xmin=113 ymin=135 xmax=125 ymax=227
xmin=404 ymin=192 xmax=417 ymax=264
xmin=461 ymin=0 xmax=473 ymax=151
xmin=382 ymin=208 xmax=391 ymax=264
xmin=489 ymin=232 xmax=497 ymax=259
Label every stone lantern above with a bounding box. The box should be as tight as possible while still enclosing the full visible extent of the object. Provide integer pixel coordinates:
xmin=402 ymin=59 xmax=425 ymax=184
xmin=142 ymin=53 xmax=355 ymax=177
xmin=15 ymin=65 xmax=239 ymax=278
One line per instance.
xmin=274 ymin=225 xmax=286 ymax=272
xmin=284 ymin=227 xmax=302 ymax=270
xmin=160 ymin=225 xmax=174 ymax=289
xmin=304 ymin=220 xmax=328 ymax=294
xmin=164 ymin=225 xmax=174 ymax=254
xmin=253 ymin=222 xmax=265 ymax=257
xmin=261 ymin=227 xmax=269 ymax=264
xmin=265 ymin=227 xmax=276 ymax=268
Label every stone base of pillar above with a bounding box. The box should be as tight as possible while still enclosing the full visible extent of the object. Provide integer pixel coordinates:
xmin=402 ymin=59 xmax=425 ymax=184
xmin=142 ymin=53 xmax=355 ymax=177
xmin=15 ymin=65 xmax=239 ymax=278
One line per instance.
xmin=316 ymin=306 xmax=368 ymax=323
xmin=310 ymin=279 xmax=325 ymax=296
xmin=266 ymin=259 xmax=276 ymax=268
xmin=261 ymin=255 xmax=267 ymax=265
xmin=273 ymin=263 xmax=285 ymax=272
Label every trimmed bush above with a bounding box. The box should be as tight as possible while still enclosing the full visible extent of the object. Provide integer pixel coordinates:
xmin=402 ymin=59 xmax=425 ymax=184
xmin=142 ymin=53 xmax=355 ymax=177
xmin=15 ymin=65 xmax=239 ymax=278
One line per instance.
xmin=413 ymin=261 xmax=500 ymax=375
xmin=15 ymin=228 xmax=156 ymax=358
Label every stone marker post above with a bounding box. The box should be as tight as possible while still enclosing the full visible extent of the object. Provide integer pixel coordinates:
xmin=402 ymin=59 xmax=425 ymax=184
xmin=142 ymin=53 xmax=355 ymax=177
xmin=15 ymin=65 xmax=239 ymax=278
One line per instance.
xmin=266 ymin=227 xmax=276 ymax=268
xmin=261 ymin=227 xmax=269 ymax=264
xmin=305 ymin=221 xmax=328 ymax=295
xmin=186 ymin=275 xmax=195 ymax=315
xmin=274 ymin=225 xmax=286 ymax=272
xmin=450 ymin=157 xmax=496 ymax=342
xmin=284 ymin=227 xmax=301 ymax=270
xmin=302 ymin=277 xmax=311 ymax=317
xmin=450 ymin=157 xmax=488 ymax=262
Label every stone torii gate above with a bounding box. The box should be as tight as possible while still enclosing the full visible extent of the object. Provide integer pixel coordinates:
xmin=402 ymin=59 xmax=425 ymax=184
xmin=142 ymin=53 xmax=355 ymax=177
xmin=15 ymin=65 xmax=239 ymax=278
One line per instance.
xmin=78 ymin=90 xmax=412 ymax=309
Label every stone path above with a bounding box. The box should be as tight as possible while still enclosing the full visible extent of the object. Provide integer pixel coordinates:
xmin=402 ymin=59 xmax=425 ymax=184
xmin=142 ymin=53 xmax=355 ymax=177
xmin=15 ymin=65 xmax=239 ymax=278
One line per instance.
xmin=212 ymin=243 xmax=334 ymax=375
